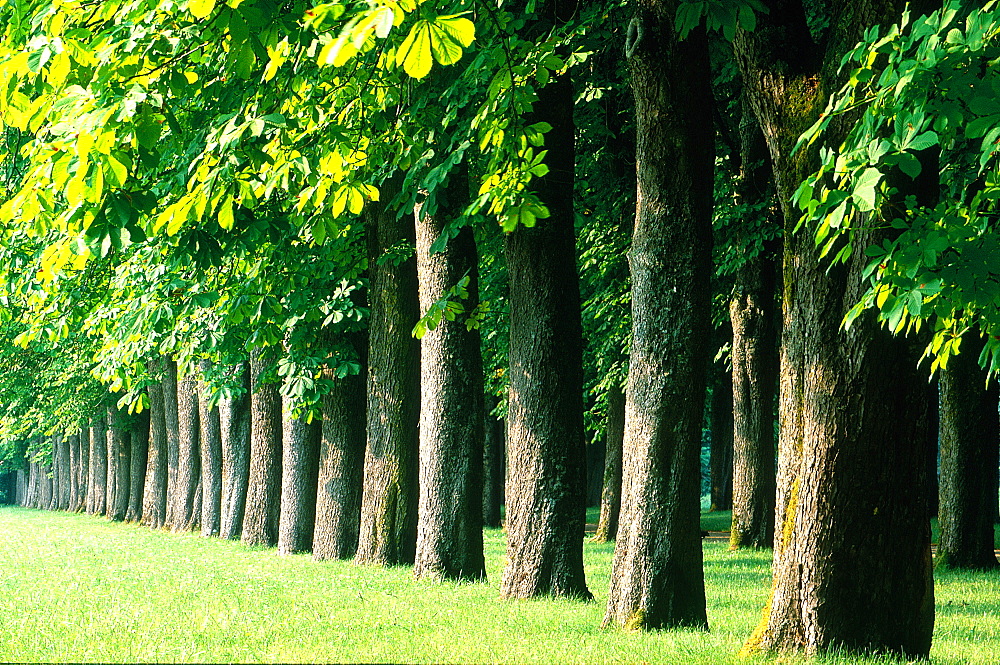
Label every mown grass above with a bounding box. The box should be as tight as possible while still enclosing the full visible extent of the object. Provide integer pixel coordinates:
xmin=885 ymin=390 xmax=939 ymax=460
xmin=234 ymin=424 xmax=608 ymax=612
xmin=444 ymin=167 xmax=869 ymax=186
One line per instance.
xmin=0 ymin=506 xmax=997 ymax=663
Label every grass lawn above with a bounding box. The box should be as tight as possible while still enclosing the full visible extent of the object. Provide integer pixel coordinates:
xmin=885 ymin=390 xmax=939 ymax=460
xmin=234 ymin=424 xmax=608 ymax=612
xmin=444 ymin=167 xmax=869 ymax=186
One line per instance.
xmin=0 ymin=506 xmax=997 ymax=663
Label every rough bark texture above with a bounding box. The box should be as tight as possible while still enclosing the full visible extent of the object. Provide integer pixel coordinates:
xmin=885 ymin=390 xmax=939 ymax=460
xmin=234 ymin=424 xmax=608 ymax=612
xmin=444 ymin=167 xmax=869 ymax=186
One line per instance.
xmin=313 ymin=359 xmax=367 ymax=561
xmin=414 ymin=187 xmax=486 ymax=582
xmin=594 ymin=384 xmax=625 ymax=542
xmin=356 ymin=174 xmax=421 ymax=567
xmin=126 ymin=410 xmax=149 ymax=522
xmin=481 ymin=401 xmax=505 ymax=529
xmin=67 ymin=434 xmax=80 ymax=511
xmin=937 ymin=334 xmax=1000 ymax=570
xmin=87 ymin=416 xmax=108 ymax=516
xmin=76 ymin=427 xmax=89 ymax=512
xmin=106 ymin=405 xmax=132 ymax=522
xmin=173 ymin=374 xmax=201 ymax=532
xmin=55 ymin=435 xmax=71 ymax=510
xmin=220 ymin=362 xmax=251 ymax=540
xmin=242 ymin=346 xmax=283 ymax=547
xmin=278 ymin=397 xmax=321 ymax=555
xmin=142 ymin=376 xmax=169 ymax=529
xmin=162 ymin=360 xmax=180 ymax=528
xmin=709 ymin=369 xmax=734 ymax=512
xmin=734 ymin=0 xmax=937 ymax=656
xmin=198 ymin=363 xmax=223 ymax=538
xmin=603 ymin=0 xmax=713 ymax=630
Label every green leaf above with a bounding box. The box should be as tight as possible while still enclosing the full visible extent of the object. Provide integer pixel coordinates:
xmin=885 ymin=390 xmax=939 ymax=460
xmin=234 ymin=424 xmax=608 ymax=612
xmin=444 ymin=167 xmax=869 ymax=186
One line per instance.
xmin=397 ymin=22 xmax=433 ymax=79
xmin=189 ymin=0 xmax=216 ymax=20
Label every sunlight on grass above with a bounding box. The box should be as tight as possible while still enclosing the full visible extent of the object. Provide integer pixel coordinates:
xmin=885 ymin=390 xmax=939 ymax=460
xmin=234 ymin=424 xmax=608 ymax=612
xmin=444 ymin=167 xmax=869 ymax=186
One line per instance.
xmin=0 ymin=507 xmax=996 ymax=663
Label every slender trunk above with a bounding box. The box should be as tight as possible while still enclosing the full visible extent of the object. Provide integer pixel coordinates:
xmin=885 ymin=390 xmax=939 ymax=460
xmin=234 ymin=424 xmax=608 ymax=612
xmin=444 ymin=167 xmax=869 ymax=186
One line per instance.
xmin=68 ymin=433 xmax=79 ymax=511
xmin=220 ymin=362 xmax=251 ymax=540
xmin=278 ymin=397 xmax=321 ymax=554
xmin=709 ymin=369 xmax=734 ymax=512
xmin=77 ymin=427 xmax=89 ymax=512
xmin=87 ymin=416 xmax=108 ymax=516
xmin=198 ymin=362 xmax=223 ymax=537
xmin=604 ymin=1 xmax=713 ymax=629
xmin=242 ymin=346 xmax=283 ymax=547
xmin=482 ymin=401 xmax=505 ymax=529
xmin=42 ymin=462 xmax=54 ymax=510
xmin=356 ymin=174 xmax=421 ymax=566
xmin=143 ymin=375 xmax=169 ymax=528
xmin=937 ymin=334 xmax=1000 ymax=569
xmin=163 ymin=360 xmax=180 ymax=528
xmin=173 ymin=374 xmax=201 ymax=531
xmin=414 ymin=182 xmax=486 ymax=581
xmin=594 ymin=383 xmax=625 ymax=542
xmin=126 ymin=410 xmax=149 ymax=522
xmin=313 ymin=359 xmax=367 ymax=560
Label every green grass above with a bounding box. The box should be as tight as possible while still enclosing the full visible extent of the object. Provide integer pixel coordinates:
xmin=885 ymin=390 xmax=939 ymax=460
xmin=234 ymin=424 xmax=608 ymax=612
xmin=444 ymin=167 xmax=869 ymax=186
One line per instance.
xmin=0 ymin=507 xmax=997 ymax=663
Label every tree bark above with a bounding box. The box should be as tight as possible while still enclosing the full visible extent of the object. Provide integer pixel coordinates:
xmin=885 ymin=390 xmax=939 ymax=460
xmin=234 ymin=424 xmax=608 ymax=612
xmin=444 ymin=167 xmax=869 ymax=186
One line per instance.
xmin=937 ymin=334 xmax=1000 ymax=570
xmin=106 ymin=405 xmax=132 ymax=521
xmin=173 ymin=374 xmax=201 ymax=531
xmin=414 ymin=182 xmax=486 ymax=582
xmin=709 ymin=369 xmax=734 ymax=512
xmin=76 ymin=427 xmax=89 ymax=512
xmin=356 ymin=174 xmax=421 ymax=566
xmin=87 ymin=416 xmax=108 ymax=516
xmin=55 ymin=434 xmax=71 ymax=510
xmin=143 ymin=376 xmax=169 ymax=528
xmin=67 ymin=433 xmax=80 ymax=511
xmin=603 ymin=0 xmax=713 ymax=630
xmin=220 ymin=362 xmax=251 ymax=540
xmin=162 ymin=359 xmax=180 ymax=528
xmin=594 ymin=383 xmax=625 ymax=542
xmin=198 ymin=362 xmax=223 ymax=537
xmin=242 ymin=346 xmax=283 ymax=547
xmin=734 ymin=0 xmax=937 ymax=656
xmin=278 ymin=396 xmax=321 ymax=554
xmin=314 ymin=355 xmax=367 ymax=560
xmin=482 ymin=401 xmax=505 ymax=529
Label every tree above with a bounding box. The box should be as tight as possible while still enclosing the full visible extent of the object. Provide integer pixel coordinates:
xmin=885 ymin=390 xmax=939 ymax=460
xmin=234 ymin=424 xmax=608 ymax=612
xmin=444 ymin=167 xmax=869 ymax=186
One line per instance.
xmin=593 ymin=383 xmax=625 ymax=542
xmin=172 ymin=374 xmax=201 ymax=532
xmin=219 ymin=362 xmax=251 ymax=540
xmin=242 ymin=346 xmax=283 ymax=547
xmin=709 ymin=368 xmax=734 ymax=512
xmin=87 ymin=415 xmax=108 ymax=516
xmin=277 ymin=396 xmax=321 ymax=555
xmin=142 ymin=374 xmax=169 ymax=529
xmin=126 ymin=409 xmax=149 ymax=523
xmin=198 ymin=362 xmax=223 ymax=537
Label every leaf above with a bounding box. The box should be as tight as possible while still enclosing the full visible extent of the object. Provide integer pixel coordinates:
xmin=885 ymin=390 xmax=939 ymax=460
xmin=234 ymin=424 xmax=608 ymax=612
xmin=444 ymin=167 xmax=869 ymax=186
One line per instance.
xmin=218 ymin=196 xmax=234 ymax=230
xmin=435 ymin=15 xmax=475 ymax=47
xmin=189 ymin=0 xmax=216 ymax=20
xmin=396 ymin=22 xmax=433 ymax=78
xmin=906 ymin=131 xmax=938 ymax=152
xmin=896 ymin=152 xmax=921 ymax=179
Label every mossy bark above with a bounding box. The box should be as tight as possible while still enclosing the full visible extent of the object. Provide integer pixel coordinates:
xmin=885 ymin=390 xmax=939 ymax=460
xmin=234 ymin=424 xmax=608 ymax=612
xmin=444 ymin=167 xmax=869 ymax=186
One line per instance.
xmin=142 ymin=374 xmax=169 ymax=529
xmin=593 ymin=383 xmax=625 ymax=542
xmin=242 ymin=346 xmax=283 ymax=547
xmin=198 ymin=361 xmax=223 ymax=538
xmin=603 ymin=0 xmax=713 ymax=629
xmin=219 ymin=362 xmax=251 ymax=540
xmin=278 ymin=396 xmax=321 ymax=555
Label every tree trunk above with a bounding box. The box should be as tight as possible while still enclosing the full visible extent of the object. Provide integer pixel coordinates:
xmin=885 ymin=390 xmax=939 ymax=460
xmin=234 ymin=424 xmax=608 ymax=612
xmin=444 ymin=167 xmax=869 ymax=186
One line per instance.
xmin=162 ymin=359 xmax=180 ymax=528
xmin=594 ymin=383 xmax=625 ymax=542
xmin=106 ymin=405 xmax=131 ymax=522
xmin=67 ymin=433 xmax=79 ymax=511
xmin=173 ymin=374 xmax=201 ymax=531
xmin=356 ymin=174 xmax=421 ymax=567
xmin=242 ymin=346 xmax=283 ymax=547
xmin=603 ymin=1 xmax=713 ymax=630
xmin=143 ymin=374 xmax=169 ymax=528
xmin=220 ymin=362 xmax=251 ymax=540
xmin=734 ymin=0 xmax=936 ymax=656
xmin=709 ymin=369 xmax=734 ymax=511
xmin=77 ymin=427 xmax=89 ymax=512
xmin=126 ymin=410 xmax=149 ymax=522
xmin=56 ymin=435 xmax=71 ymax=510
xmin=87 ymin=416 xmax=108 ymax=516
xmin=414 ymin=182 xmax=486 ymax=582
xmin=278 ymin=397 xmax=321 ymax=554
xmin=937 ymin=334 xmax=1000 ymax=570
xmin=313 ymin=358 xmax=367 ymax=560
xmin=198 ymin=362 xmax=223 ymax=537
xmin=482 ymin=401 xmax=505 ymax=529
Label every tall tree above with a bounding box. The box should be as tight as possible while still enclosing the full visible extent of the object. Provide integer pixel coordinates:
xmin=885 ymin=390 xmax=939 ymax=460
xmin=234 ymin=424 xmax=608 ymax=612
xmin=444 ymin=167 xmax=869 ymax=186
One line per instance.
xmin=242 ymin=346 xmax=283 ymax=547
xmin=162 ymin=360 xmax=180 ymax=528
xmin=603 ymin=0 xmax=714 ymax=629
xmin=481 ymin=400 xmax=505 ymax=530
xmin=709 ymin=368 xmax=734 ymax=512
xmin=219 ymin=362 xmax=251 ymax=540
xmin=126 ymin=410 xmax=149 ymax=522
xmin=87 ymin=415 xmax=108 ymax=516
xmin=277 ymin=397 xmax=321 ymax=555
xmin=76 ymin=427 xmax=89 ymax=512
xmin=593 ymin=383 xmax=625 ymax=542
xmin=173 ymin=373 xmax=201 ymax=531
xmin=198 ymin=362 xmax=223 ymax=537
xmin=142 ymin=375 xmax=169 ymax=529
xmin=106 ymin=405 xmax=131 ymax=522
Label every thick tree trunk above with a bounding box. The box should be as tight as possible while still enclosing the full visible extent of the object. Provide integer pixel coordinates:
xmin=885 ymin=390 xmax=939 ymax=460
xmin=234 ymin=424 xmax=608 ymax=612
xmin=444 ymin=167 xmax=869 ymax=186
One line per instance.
xmin=173 ymin=374 xmax=201 ymax=531
xmin=603 ymin=1 xmax=713 ymax=630
xmin=594 ymin=384 xmax=625 ymax=542
xmin=314 ymin=351 xmax=367 ymax=560
xmin=143 ymin=376 xmax=169 ymax=528
xmin=220 ymin=362 xmax=251 ymax=540
xmin=87 ymin=416 xmax=108 ymax=516
xmin=198 ymin=363 xmax=223 ymax=538
xmin=76 ymin=427 xmax=89 ymax=512
xmin=278 ymin=397 xmax=321 ymax=555
xmin=55 ymin=435 xmax=71 ymax=510
xmin=414 ymin=184 xmax=486 ymax=582
xmin=709 ymin=369 xmax=734 ymax=511
xmin=67 ymin=434 xmax=80 ymax=511
xmin=162 ymin=360 xmax=180 ymax=528
xmin=356 ymin=175 xmax=421 ymax=567
xmin=242 ymin=346 xmax=283 ymax=547
xmin=126 ymin=411 xmax=149 ymax=522
xmin=734 ymin=0 xmax=936 ymax=656
xmin=106 ymin=405 xmax=131 ymax=522
xmin=481 ymin=401 xmax=505 ymax=529
xmin=937 ymin=334 xmax=1000 ymax=570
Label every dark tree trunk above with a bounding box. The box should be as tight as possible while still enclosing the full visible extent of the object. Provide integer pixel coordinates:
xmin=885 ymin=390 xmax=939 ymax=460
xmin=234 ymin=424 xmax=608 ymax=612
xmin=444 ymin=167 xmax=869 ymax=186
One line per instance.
xmin=67 ymin=434 xmax=80 ymax=511
xmin=937 ymin=334 xmax=1000 ymax=570
xmin=278 ymin=397 xmax=321 ymax=554
xmin=77 ymin=427 xmax=89 ymax=512
xmin=220 ymin=362 xmax=251 ymax=540
xmin=586 ymin=441 xmax=605 ymax=508
xmin=42 ymin=462 xmax=54 ymax=510
xmin=125 ymin=411 xmax=149 ymax=522
xmin=356 ymin=174 xmax=421 ymax=566
xmin=594 ymin=383 xmax=625 ymax=542
xmin=734 ymin=0 xmax=936 ymax=656
xmin=709 ymin=369 xmax=734 ymax=512
xmin=143 ymin=375 xmax=169 ymax=529
xmin=499 ymin=1 xmax=589 ymax=601
xmin=163 ymin=360 xmax=180 ymax=528
xmin=173 ymin=374 xmax=201 ymax=531
xmin=926 ymin=380 xmax=940 ymax=518
xmin=313 ymin=359 xmax=367 ymax=560
xmin=414 ymin=181 xmax=486 ymax=581
xmin=604 ymin=0 xmax=713 ymax=630
xmin=481 ymin=401 xmax=505 ymax=529
xmin=198 ymin=362 xmax=223 ymax=537
xmin=87 ymin=416 xmax=108 ymax=516
xmin=106 ymin=405 xmax=131 ymax=522
xmin=242 ymin=346 xmax=283 ymax=547
xmin=56 ymin=435 xmax=71 ymax=510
